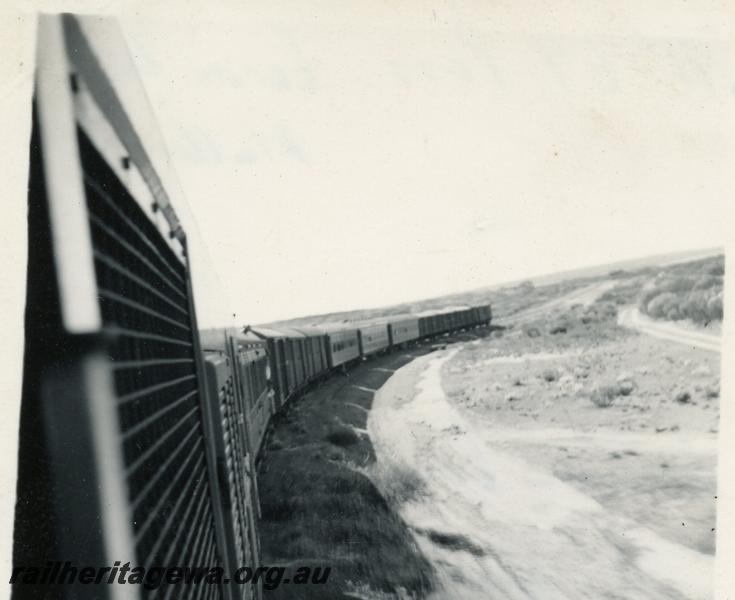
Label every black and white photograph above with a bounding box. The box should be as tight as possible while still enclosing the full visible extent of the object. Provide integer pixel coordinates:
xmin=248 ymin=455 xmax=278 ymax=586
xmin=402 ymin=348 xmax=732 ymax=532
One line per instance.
xmin=0 ymin=2 xmax=733 ymax=599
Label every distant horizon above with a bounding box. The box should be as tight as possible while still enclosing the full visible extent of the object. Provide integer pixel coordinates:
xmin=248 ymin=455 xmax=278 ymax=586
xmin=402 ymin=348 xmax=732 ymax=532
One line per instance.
xmin=258 ymin=245 xmax=723 ymax=327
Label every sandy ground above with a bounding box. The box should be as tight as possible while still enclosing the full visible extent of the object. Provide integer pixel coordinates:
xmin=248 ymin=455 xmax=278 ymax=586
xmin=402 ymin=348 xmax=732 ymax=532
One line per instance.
xmin=368 ymin=319 xmax=720 ymax=599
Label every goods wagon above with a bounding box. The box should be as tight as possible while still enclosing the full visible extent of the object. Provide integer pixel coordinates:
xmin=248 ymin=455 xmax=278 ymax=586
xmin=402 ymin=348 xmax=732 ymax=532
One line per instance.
xmin=290 ymin=326 xmax=330 ymax=380
xmin=271 ymin=327 xmax=309 ymax=385
xmin=418 ymin=311 xmax=443 ymax=337
xmin=479 ymin=304 xmax=493 ymax=324
xmin=248 ymin=326 xmax=300 ymax=408
xmin=201 ymin=329 xmax=272 ymax=454
xmin=234 ymin=344 xmax=273 ymax=456
xmin=203 ymin=350 xmax=262 ymax=576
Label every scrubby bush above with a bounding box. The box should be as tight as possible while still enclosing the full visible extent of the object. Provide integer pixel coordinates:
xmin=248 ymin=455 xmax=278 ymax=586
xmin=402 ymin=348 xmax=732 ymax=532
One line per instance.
xmin=578 ymin=301 xmax=618 ymax=325
xmin=706 ymin=385 xmax=720 ymax=399
xmin=596 ymin=301 xmax=618 ymax=318
xmin=590 ymin=385 xmax=619 ymax=408
xmin=707 ymin=293 xmax=724 ymax=320
xmin=681 ymin=290 xmax=713 ymax=323
xmin=542 ymin=369 xmax=559 ymax=382
xmin=639 ymin=268 xmax=724 ymax=325
xmin=549 ymin=321 xmax=568 ymax=334
xmin=597 ymin=278 xmax=645 ymax=306
xmin=693 ymin=275 xmax=720 ymax=291
xmin=617 ymin=379 xmax=636 ymax=396
xmin=707 ymin=258 xmax=725 ymax=276
xmin=589 ymin=385 xmax=621 ymax=408
xmin=675 ymin=391 xmax=691 ymax=404
xmin=589 ymin=378 xmax=636 ymax=408
xmin=646 ymin=292 xmax=679 ymax=319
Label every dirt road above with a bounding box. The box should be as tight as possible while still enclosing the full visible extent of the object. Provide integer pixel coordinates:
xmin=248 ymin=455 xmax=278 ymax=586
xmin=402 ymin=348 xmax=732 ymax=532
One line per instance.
xmin=618 ymin=307 xmax=721 ymax=353
xmin=368 ymin=350 xmax=714 ymax=600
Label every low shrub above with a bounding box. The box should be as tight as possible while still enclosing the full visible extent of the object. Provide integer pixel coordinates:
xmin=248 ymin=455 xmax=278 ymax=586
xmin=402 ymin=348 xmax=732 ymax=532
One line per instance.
xmin=707 ymin=293 xmax=724 ymax=320
xmin=639 ymin=268 xmax=724 ymax=325
xmin=597 ymin=278 xmax=644 ymax=306
xmin=580 ymin=301 xmax=618 ymax=325
xmin=542 ymin=369 xmax=559 ymax=382
xmin=589 ymin=384 xmax=623 ymax=408
xmin=693 ymin=274 xmax=720 ymax=291
xmin=646 ymin=292 xmax=679 ymax=319
xmin=675 ymin=391 xmax=691 ymax=404
xmin=617 ymin=379 xmax=636 ymax=396
xmin=707 ymin=257 xmax=725 ymax=276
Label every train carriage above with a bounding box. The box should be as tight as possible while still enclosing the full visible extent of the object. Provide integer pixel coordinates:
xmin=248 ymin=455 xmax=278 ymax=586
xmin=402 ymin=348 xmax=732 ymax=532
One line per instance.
xmin=322 ymin=325 xmax=361 ymax=368
xmin=357 ymin=322 xmax=390 ymax=356
xmin=387 ymin=315 xmax=420 ymax=346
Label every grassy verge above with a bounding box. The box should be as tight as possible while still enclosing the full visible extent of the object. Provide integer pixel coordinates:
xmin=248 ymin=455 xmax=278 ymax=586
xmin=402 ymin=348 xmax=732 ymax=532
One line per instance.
xmin=257 ymin=353 xmax=434 ymax=599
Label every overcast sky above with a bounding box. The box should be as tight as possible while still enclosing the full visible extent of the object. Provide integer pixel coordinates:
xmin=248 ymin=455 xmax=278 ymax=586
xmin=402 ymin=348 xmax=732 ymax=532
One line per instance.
xmin=116 ymin=1 xmax=734 ymax=325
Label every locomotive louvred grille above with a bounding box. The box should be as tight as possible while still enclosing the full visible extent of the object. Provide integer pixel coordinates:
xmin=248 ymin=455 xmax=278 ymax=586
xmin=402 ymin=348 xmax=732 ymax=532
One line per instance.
xmin=78 ymin=128 xmax=222 ymax=599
